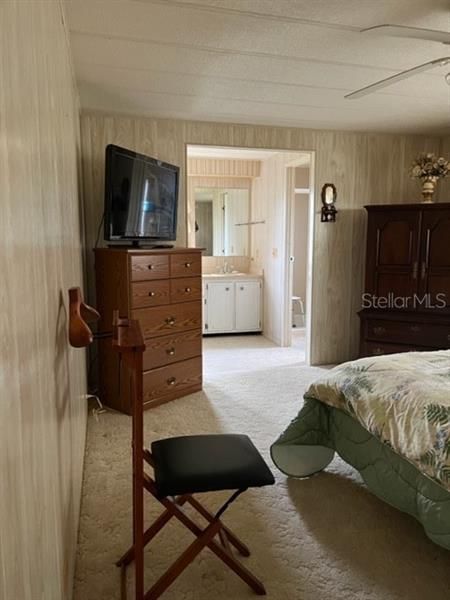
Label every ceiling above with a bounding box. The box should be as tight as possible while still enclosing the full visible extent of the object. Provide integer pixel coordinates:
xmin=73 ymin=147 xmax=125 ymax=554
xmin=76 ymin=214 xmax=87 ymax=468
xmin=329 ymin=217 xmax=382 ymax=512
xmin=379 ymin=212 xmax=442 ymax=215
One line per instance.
xmin=65 ymin=0 xmax=450 ymax=134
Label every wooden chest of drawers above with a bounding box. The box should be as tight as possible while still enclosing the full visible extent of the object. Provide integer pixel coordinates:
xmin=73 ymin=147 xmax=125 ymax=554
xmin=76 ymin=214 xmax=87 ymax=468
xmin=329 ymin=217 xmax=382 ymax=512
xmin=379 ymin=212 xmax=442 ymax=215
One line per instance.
xmin=95 ymin=247 xmax=203 ymax=414
xmin=360 ymin=311 xmax=450 ymax=357
xmin=359 ymin=203 xmax=450 ymax=358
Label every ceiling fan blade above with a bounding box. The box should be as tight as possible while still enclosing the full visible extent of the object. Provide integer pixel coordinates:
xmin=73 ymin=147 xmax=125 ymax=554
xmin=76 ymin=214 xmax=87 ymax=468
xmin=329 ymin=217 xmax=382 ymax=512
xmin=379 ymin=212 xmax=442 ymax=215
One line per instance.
xmin=361 ymin=24 xmax=450 ymax=45
xmin=345 ymin=57 xmax=450 ymax=99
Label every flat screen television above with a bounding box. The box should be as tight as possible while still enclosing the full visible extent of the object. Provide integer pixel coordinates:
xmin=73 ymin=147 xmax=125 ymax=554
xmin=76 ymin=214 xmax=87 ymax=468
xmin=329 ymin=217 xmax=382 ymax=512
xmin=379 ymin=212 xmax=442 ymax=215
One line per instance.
xmin=104 ymin=144 xmax=179 ymax=244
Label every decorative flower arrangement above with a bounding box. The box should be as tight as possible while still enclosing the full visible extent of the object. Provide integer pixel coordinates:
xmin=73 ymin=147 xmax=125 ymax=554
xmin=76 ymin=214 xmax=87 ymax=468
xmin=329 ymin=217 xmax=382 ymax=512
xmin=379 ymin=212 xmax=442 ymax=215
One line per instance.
xmin=409 ymin=153 xmax=449 ymax=203
xmin=410 ymin=153 xmax=449 ymax=179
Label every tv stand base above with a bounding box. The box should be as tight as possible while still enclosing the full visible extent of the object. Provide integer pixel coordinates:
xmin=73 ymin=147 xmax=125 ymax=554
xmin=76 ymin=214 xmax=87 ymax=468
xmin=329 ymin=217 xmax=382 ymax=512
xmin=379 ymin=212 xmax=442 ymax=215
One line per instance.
xmin=107 ymin=242 xmax=175 ymax=249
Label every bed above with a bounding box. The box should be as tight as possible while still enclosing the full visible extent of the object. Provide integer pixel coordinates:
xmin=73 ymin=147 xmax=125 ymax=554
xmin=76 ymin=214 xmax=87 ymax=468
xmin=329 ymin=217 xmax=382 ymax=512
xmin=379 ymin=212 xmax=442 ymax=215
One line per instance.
xmin=271 ymin=350 xmax=450 ymax=550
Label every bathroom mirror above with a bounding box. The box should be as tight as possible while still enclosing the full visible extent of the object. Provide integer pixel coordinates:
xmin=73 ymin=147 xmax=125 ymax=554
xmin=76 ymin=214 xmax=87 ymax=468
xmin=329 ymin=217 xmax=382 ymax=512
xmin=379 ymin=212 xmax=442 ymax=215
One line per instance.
xmin=194 ymin=187 xmax=250 ymax=256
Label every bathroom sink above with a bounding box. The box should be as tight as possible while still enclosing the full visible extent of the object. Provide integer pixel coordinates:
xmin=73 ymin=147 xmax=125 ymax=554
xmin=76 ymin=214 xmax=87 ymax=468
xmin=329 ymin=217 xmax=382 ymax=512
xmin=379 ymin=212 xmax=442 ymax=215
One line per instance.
xmin=204 ymin=272 xmax=246 ymax=277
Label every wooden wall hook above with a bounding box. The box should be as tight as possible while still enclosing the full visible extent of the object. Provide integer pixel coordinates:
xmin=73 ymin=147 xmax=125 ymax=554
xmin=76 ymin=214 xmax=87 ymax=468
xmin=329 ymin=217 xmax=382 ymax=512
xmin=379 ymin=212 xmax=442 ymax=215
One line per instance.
xmin=68 ymin=287 xmax=100 ymax=348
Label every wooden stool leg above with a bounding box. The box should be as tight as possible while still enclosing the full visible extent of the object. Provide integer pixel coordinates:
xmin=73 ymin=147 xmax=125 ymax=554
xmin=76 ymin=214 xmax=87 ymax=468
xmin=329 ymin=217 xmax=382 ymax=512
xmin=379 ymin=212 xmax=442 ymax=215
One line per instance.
xmin=173 ymin=511 xmax=266 ymax=595
xmin=208 ymin=539 xmax=266 ymax=595
xmin=117 ymin=509 xmax=173 ymax=567
xmin=219 ymin=528 xmax=231 ymax=553
xmin=117 ymin=496 xmax=191 ymax=567
xmin=146 ymin=487 xmax=266 ymax=596
xmin=120 ymin=564 xmax=127 ymax=600
xmin=144 ymin=520 xmax=222 ymax=600
xmin=184 ymin=495 xmax=251 ymax=557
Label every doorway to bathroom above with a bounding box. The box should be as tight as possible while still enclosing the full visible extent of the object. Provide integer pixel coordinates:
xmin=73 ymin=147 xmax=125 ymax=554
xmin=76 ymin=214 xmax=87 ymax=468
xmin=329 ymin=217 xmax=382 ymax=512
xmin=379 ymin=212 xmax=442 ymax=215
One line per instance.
xmin=186 ymin=144 xmax=314 ymax=364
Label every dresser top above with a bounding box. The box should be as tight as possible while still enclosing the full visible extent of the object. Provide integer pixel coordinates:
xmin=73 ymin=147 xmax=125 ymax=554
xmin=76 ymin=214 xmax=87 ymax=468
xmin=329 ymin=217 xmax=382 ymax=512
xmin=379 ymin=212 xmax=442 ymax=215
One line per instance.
xmin=365 ymin=202 xmax=450 ymax=211
xmin=94 ymin=246 xmax=203 ymax=255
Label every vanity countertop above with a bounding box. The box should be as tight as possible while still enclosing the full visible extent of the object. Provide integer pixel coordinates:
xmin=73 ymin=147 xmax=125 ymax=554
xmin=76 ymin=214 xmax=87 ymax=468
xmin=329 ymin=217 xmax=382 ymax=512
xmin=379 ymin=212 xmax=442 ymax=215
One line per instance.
xmin=202 ymin=272 xmax=262 ymax=280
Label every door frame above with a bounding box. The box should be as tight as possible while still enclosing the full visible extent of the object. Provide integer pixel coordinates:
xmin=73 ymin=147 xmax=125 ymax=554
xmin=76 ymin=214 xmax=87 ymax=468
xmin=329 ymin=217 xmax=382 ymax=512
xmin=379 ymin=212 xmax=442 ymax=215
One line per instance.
xmin=186 ymin=144 xmax=316 ymax=356
xmin=281 ymin=152 xmax=316 ymax=363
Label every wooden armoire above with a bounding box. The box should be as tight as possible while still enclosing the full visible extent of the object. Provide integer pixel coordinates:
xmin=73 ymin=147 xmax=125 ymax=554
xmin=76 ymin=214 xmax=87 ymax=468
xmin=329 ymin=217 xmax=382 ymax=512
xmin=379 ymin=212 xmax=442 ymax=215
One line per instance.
xmin=94 ymin=247 xmax=203 ymax=414
xmin=359 ymin=203 xmax=450 ymax=357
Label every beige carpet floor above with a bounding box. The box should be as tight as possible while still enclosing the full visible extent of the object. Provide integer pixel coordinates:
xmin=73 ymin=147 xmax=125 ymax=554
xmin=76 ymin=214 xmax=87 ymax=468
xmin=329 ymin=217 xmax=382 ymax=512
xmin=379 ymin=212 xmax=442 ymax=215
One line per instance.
xmin=73 ymin=335 xmax=450 ymax=600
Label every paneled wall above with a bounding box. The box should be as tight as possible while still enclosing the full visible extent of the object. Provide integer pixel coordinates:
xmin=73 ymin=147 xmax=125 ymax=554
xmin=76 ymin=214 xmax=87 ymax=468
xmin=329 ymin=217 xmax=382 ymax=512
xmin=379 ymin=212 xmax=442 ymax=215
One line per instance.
xmin=0 ymin=2 xmax=87 ymax=599
xmin=202 ymin=256 xmax=252 ymax=274
xmin=187 ymin=158 xmax=261 ymax=178
xmin=251 ymin=152 xmax=309 ymax=344
xmin=80 ymin=110 xmax=442 ymax=363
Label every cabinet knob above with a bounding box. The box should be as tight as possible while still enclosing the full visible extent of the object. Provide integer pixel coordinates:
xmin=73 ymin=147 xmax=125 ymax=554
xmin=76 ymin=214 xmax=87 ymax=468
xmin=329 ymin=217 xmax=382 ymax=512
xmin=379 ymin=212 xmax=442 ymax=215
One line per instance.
xmin=185 ymin=262 xmax=192 ymax=268
xmin=373 ymin=326 xmax=386 ymax=335
xmin=167 ymin=377 xmax=177 ymax=386
xmin=166 ymin=347 xmax=176 ymax=356
xmin=372 ymin=347 xmax=384 ymax=356
xmin=185 ymin=287 xmax=191 ymax=293
xmin=148 ymin=291 xmax=155 ymax=297
xmin=225 ymin=287 xmax=230 ymax=291
xmin=147 ymin=264 xmax=154 ymax=270
xmin=410 ymin=325 xmax=420 ymax=333
xmin=165 ymin=316 xmax=176 ymax=326
xmin=240 ymin=286 xmax=244 ymax=291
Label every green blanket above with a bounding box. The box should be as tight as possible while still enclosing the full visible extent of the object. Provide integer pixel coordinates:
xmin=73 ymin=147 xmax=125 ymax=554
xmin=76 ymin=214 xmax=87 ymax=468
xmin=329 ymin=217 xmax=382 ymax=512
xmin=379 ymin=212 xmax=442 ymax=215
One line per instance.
xmin=271 ymin=350 xmax=450 ymax=551
xmin=271 ymin=398 xmax=450 ymax=551
xmin=305 ymin=351 xmax=450 ymax=490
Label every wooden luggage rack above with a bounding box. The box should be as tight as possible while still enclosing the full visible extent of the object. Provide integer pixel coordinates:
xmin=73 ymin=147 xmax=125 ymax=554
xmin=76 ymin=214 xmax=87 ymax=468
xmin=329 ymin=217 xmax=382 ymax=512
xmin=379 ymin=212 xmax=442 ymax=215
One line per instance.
xmin=68 ymin=286 xmax=273 ymax=600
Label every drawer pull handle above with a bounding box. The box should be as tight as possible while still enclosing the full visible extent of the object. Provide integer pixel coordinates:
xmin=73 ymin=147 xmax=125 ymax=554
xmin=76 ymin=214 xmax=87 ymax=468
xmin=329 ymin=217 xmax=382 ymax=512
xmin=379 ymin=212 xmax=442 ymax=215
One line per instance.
xmin=147 ymin=264 xmax=154 ymax=270
xmin=373 ymin=326 xmax=386 ymax=335
xmin=185 ymin=287 xmax=192 ymax=293
xmin=165 ymin=317 xmax=176 ymax=326
xmin=185 ymin=262 xmax=192 ymax=268
xmin=410 ymin=325 xmax=420 ymax=333
xmin=166 ymin=347 xmax=176 ymax=356
xmin=421 ymin=261 xmax=427 ymax=280
xmin=167 ymin=377 xmax=177 ymax=386
xmin=148 ymin=291 xmax=156 ymax=297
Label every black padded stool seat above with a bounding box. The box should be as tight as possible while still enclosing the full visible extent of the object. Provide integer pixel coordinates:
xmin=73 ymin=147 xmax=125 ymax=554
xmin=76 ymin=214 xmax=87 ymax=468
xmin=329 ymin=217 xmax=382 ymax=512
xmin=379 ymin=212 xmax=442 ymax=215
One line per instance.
xmin=151 ymin=434 xmax=275 ymax=497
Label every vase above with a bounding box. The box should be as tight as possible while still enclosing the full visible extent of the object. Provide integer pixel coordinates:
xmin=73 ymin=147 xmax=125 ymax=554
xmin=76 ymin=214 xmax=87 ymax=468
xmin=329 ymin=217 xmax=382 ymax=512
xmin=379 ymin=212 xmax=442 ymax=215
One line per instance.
xmin=421 ymin=176 xmax=438 ymax=203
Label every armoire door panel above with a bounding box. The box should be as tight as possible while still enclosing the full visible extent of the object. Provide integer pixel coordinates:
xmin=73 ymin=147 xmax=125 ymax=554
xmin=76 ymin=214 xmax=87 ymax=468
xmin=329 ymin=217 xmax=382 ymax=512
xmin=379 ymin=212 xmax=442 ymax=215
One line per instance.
xmin=374 ymin=273 xmax=417 ymax=302
xmin=419 ymin=210 xmax=450 ymax=309
xmin=365 ymin=209 xmax=421 ymax=298
xmin=377 ymin=220 xmax=415 ymax=266
xmin=422 ymin=213 xmax=450 ymax=268
xmin=425 ymin=276 xmax=450 ymax=310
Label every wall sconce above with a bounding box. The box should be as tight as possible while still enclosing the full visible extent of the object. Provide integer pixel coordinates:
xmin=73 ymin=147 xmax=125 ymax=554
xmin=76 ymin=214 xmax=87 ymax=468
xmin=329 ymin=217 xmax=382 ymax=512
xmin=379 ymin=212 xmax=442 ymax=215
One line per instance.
xmin=321 ymin=183 xmax=337 ymax=222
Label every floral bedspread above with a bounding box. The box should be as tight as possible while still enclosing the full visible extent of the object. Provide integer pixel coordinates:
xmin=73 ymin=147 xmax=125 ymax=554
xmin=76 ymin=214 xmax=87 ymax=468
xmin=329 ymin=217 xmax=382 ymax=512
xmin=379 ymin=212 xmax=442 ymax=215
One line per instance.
xmin=304 ymin=351 xmax=450 ymax=490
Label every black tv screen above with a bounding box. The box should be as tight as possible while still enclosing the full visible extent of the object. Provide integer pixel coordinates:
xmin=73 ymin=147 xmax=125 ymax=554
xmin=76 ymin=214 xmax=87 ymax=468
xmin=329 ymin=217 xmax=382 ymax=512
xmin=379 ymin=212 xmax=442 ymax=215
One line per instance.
xmin=104 ymin=144 xmax=179 ymax=242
